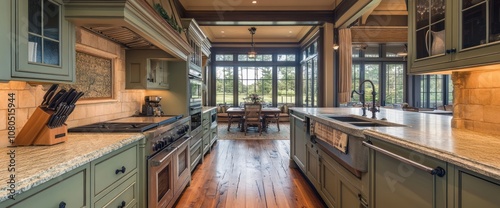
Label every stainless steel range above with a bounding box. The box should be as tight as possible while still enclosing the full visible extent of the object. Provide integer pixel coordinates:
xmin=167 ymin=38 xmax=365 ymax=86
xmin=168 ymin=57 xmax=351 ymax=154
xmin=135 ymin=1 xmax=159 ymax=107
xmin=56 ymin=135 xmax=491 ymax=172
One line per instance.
xmin=68 ymin=115 xmax=192 ymax=208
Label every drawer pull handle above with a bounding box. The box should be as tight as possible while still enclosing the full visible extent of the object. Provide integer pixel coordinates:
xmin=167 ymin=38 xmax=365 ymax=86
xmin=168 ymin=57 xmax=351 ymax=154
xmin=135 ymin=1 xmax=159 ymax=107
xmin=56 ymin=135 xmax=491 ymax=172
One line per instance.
xmin=363 ymin=141 xmax=446 ymax=177
xmin=59 ymin=201 xmax=66 ymax=208
xmin=115 ymin=166 xmax=126 ymax=174
xmin=117 ymin=201 xmax=126 ymax=208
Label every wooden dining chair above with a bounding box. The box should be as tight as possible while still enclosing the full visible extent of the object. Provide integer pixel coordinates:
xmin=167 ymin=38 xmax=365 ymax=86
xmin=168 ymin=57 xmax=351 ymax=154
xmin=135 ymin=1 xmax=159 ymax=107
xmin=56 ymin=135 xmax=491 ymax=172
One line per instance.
xmin=265 ymin=112 xmax=280 ymax=131
xmin=244 ymin=103 xmax=263 ymax=136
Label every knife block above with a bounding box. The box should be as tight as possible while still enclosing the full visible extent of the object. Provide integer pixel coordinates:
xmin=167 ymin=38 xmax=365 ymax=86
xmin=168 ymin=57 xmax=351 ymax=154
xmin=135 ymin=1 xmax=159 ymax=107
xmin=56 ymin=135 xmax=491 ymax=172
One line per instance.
xmin=15 ymin=107 xmax=68 ymax=146
xmin=32 ymin=125 xmax=68 ymax=146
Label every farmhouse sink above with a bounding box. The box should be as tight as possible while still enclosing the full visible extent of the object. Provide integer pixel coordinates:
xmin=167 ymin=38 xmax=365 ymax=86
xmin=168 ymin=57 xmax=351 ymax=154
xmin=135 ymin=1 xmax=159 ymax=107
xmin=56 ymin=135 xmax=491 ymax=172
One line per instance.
xmin=323 ymin=115 xmax=406 ymax=127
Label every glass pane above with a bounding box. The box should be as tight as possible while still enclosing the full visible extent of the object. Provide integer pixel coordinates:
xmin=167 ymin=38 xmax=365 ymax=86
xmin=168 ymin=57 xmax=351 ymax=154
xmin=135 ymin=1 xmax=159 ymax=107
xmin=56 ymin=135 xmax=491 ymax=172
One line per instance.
xmin=416 ymin=28 xmax=430 ymax=59
xmin=278 ymin=67 xmax=286 ymax=79
xmin=28 ymin=35 xmax=42 ymax=63
xmin=352 ymin=47 xmax=360 ymax=57
xmin=277 ymin=54 xmax=287 ymax=61
xmin=224 ymin=54 xmax=233 ymax=61
xmin=287 ymin=54 xmax=295 ymax=61
xmin=43 ymin=39 xmax=59 ymax=65
xmin=385 ymin=64 xmax=404 ymax=105
xmin=255 ymin=55 xmax=262 ymax=61
xmin=448 ymin=76 xmax=454 ymax=105
xmin=363 ymin=64 xmax=380 ymax=103
xmin=43 ymin=0 xmax=60 ymax=40
xmin=463 ymin=0 xmax=484 ymax=9
xmin=157 ymin=165 xmax=170 ymax=201
xmin=462 ymin=3 xmax=487 ymax=48
xmin=28 ymin=0 xmax=42 ymax=35
xmin=364 ymin=44 xmax=379 ymax=57
xmin=489 ymin=0 xmax=500 ymax=43
xmin=216 ymin=55 xmax=224 ymax=61
xmin=416 ymin=0 xmax=430 ymax=29
xmin=430 ymin=0 xmax=445 ymax=23
xmin=238 ymin=54 xmax=247 ymax=61
xmin=263 ymin=55 xmax=272 ymax=61
xmin=386 ymin=44 xmax=406 ymax=57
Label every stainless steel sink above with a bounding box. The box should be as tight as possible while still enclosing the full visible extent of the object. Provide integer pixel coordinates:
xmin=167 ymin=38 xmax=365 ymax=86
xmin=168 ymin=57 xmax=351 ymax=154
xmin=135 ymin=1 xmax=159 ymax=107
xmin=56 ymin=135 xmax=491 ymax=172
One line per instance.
xmin=325 ymin=115 xmax=406 ymax=127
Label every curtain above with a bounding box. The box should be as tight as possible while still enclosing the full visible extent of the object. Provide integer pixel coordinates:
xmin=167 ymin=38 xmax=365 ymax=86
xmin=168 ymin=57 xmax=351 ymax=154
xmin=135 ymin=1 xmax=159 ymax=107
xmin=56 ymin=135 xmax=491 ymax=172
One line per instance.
xmin=338 ymin=28 xmax=352 ymax=103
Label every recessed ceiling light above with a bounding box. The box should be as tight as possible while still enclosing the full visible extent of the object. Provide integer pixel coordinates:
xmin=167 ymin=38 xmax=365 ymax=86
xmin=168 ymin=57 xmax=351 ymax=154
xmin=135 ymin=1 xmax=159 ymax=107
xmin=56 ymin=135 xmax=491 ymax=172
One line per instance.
xmin=252 ymin=1 xmax=257 ymax=4
xmin=289 ymin=31 xmax=292 ymax=33
xmin=221 ymin=31 xmax=225 ymax=33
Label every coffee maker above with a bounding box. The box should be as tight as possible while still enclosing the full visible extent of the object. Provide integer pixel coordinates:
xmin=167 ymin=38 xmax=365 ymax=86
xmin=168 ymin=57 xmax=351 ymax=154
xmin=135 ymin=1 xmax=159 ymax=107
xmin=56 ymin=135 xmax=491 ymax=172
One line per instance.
xmin=142 ymin=96 xmax=164 ymax=116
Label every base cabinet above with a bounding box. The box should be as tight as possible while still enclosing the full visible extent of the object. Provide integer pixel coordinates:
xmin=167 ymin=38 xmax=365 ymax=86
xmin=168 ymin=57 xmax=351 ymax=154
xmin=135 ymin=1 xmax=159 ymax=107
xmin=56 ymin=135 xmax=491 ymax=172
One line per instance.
xmin=290 ymin=111 xmax=307 ymax=172
xmin=455 ymin=169 xmax=500 ymax=208
xmin=306 ymin=141 xmax=321 ymax=189
xmin=367 ymin=137 xmax=447 ymax=208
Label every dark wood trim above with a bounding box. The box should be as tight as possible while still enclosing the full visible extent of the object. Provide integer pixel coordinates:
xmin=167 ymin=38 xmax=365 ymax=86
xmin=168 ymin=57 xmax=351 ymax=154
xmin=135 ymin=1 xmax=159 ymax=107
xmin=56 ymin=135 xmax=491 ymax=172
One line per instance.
xmin=333 ymin=0 xmax=358 ymax=23
xmin=183 ymin=10 xmax=334 ymax=24
xmin=317 ymin=27 xmax=325 ymax=107
xmin=172 ymin=0 xmax=187 ymax=19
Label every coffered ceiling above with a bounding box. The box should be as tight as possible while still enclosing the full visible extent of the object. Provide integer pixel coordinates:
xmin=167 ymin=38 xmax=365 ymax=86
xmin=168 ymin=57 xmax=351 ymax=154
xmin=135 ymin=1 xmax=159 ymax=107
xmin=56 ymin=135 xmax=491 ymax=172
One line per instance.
xmin=178 ymin=0 xmax=407 ymax=43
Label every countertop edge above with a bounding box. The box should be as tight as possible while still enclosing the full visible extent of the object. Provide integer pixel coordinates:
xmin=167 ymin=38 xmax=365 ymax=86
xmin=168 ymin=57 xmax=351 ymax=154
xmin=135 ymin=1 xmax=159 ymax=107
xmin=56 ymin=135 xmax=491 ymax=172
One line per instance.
xmin=202 ymin=106 xmax=217 ymax=114
xmin=0 ymin=133 xmax=145 ymax=202
xmin=364 ymin=131 xmax=500 ymax=181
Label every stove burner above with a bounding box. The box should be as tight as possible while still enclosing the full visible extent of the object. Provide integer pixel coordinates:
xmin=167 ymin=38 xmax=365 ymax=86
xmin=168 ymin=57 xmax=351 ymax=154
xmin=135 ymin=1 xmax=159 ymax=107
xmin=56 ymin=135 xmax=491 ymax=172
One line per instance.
xmin=69 ymin=122 xmax=158 ymax=132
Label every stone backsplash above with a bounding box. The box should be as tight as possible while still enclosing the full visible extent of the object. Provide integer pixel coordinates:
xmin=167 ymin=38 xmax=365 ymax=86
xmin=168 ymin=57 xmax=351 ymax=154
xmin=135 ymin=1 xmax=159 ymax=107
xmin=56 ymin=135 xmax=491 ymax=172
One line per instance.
xmin=452 ymin=69 xmax=500 ymax=135
xmin=0 ymin=28 xmax=145 ymax=148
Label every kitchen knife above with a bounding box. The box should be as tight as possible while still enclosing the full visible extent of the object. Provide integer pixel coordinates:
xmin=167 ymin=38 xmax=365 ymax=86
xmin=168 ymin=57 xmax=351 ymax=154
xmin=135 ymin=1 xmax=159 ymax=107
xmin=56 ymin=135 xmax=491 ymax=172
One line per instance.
xmin=48 ymin=89 xmax=66 ymax=110
xmin=60 ymin=92 xmax=85 ymax=125
xmin=41 ymin=84 xmax=58 ymax=108
xmin=47 ymin=103 xmax=64 ymax=128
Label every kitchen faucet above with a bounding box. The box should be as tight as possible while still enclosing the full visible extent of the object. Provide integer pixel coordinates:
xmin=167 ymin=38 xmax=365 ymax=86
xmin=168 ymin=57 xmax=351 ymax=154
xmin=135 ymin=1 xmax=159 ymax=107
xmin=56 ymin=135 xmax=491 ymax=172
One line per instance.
xmin=351 ymin=80 xmax=379 ymax=119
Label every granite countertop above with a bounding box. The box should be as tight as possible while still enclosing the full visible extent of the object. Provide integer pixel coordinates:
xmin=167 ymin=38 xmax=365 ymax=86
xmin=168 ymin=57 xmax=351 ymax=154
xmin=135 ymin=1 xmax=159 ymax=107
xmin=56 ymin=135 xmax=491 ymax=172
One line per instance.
xmin=290 ymin=107 xmax=500 ymax=181
xmin=202 ymin=106 xmax=217 ymax=114
xmin=0 ymin=133 xmax=145 ymax=202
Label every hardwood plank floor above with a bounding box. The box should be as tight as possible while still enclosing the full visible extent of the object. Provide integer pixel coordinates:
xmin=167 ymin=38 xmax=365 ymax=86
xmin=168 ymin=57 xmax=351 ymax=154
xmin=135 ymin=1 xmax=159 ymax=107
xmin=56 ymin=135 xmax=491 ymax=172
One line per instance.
xmin=175 ymin=140 xmax=327 ymax=208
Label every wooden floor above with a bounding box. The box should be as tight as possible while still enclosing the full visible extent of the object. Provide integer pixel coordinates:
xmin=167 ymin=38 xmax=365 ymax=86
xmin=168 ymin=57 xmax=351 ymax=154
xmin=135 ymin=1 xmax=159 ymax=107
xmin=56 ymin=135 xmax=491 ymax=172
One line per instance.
xmin=175 ymin=140 xmax=327 ymax=208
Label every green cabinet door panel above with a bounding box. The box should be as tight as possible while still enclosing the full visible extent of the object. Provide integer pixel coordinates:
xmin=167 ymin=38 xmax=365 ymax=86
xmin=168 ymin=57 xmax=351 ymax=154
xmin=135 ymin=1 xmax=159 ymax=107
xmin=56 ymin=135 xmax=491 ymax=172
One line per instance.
xmin=94 ymin=146 xmax=138 ymax=196
xmin=95 ymin=173 xmax=138 ymax=208
xmin=457 ymin=170 xmax=500 ymax=208
xmin=306 ymin=142 xmax=321 ymax=189
xmin=291 ymin=113 xmax=307 ymax=172
xmin=368 ymin=138 xmax=447 ymax=208
xmin=319 ymin=152 xmax=339 ymax=208
xmin=6 ymin=167 xmax=88 ymax=208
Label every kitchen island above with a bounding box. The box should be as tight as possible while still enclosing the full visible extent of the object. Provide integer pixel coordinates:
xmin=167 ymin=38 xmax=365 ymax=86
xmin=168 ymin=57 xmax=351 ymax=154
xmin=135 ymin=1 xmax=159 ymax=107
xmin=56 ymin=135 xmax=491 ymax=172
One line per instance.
xmin=0 ymin=132 xmax=145 ymax=206
xmin=290 ymin=107 xmax=500 ymax=208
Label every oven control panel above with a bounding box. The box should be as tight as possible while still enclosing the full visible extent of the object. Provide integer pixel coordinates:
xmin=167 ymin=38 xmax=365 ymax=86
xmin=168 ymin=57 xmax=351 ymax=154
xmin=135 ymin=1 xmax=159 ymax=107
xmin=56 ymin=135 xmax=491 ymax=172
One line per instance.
xmin=149 ymin=118 xmax=190 ymax=153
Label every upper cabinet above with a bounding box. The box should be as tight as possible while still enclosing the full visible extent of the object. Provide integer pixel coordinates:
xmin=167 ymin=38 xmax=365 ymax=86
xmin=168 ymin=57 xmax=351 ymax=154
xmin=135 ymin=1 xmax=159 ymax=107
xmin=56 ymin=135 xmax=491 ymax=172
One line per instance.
xmin=181 ymin=19 xmax=210 ymax=72
xmin=6 ymin=0 xmax=75 ymax=82
xmin=408 ymin=0 xmax=500 ymax=73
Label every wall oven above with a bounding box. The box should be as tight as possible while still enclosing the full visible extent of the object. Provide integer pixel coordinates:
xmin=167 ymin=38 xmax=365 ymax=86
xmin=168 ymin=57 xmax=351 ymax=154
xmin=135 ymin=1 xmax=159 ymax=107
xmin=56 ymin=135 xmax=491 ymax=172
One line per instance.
xmin=189 ymin=69 xmax=203 ymax=107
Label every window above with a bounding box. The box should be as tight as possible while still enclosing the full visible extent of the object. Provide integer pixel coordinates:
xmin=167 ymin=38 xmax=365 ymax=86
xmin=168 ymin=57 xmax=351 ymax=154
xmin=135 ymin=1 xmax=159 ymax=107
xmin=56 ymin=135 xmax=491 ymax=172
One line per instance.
xmin=215 ymin=54 xmax=233 ymax=61
xmin=277 ymin=54 xmax=296 ymax=62
xmin=414 ymin=75 xmax=452 ymax=108
xmin=447 ymin=76 xmax=453 ymax=105
xmin=385 ymin=64 xmax=405 ymax=105
xmin=277 ymin=66 xmax=296 ymax=104
xmin=215 ymin=66 xmax=234 ymax=104
xmin=28 ymin=0 xmax=61 ymax=65
xmin=301 ymin=41 xmax=319 ymax=107
xmin=352 ymin=43 xmax=406 ymax=106
xmin=238 ymin=67 xmax=272 ymax=105
xmin=238 ymin=54 xmax=272 ymax=61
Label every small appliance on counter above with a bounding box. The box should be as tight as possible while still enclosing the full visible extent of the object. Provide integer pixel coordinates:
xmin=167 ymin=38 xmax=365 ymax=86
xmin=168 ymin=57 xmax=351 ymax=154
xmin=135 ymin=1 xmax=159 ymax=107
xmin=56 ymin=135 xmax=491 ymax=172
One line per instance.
xmin=142 ymin=96 xmax=164 ymax=116
xmin=16 ymin=84 xmax=84 ymax=146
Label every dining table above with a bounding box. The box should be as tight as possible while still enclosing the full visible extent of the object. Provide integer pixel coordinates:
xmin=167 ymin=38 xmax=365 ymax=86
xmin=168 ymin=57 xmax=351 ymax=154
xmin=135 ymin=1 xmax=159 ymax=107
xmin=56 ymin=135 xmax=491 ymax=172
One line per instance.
xmin=226 ymin=107 xmax=281 ymax=132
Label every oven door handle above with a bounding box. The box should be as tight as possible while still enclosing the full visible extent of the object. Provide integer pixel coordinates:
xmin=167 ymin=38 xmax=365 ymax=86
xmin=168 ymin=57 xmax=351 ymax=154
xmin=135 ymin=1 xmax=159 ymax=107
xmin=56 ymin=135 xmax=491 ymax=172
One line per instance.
xmin=151 ymin=147 xmax=175 ymax=167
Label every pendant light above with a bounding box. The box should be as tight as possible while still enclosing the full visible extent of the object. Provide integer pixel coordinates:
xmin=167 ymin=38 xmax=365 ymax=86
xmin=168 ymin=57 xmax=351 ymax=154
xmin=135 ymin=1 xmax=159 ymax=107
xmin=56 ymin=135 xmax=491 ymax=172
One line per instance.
xmin=248 ymin=27 xmax=257 ymax=59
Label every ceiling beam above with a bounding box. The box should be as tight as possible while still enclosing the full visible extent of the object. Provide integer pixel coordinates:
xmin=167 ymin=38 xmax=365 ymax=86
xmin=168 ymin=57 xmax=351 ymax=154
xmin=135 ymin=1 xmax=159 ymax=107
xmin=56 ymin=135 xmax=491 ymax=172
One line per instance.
xmin=182 ymin=10 xmax=334 ymax=25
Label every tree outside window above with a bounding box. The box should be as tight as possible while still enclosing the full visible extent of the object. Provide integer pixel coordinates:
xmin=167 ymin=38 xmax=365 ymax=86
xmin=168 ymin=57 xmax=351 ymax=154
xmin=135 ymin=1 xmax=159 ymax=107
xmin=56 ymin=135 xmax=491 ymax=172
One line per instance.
xmin=278 ymin=66 xmax=296 ymax=104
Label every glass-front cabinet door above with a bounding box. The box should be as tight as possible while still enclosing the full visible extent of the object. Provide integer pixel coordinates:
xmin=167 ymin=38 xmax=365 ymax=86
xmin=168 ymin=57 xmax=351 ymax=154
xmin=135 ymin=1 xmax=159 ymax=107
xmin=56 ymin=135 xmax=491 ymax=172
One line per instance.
xmin=12 ymin=0 xmax=75 ymax=82
xmin=453 ymin=0 xmax=500 ymax=62
xmin=409 ymin=0 xmax=452 ymax=71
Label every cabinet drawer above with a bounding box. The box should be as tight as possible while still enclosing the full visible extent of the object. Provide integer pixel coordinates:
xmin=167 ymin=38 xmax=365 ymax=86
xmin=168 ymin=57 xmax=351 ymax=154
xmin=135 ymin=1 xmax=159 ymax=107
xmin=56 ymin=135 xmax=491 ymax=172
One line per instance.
xmin=94 ymin=146 xmax=137 ymax=195
xmin=202 ymin=112 xmax=210 ymax=125
xmin=202 ymin=123 xmax=210 ymax=134
xmin=9 ymin=169 xmax=87 ymax=208
xmin=95 ymin=174 xmax=137 ymax=208
xmin=458 ymin=171 xmax=500 ymax=208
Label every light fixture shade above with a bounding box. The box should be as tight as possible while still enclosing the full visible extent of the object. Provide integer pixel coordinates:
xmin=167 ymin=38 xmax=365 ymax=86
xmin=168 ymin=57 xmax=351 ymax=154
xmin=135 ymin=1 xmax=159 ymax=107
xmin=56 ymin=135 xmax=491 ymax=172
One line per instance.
xmin=333 ymin=44 xmax=339 ymax=50
xmin=248 ymin=51 xmax=256 ymax=58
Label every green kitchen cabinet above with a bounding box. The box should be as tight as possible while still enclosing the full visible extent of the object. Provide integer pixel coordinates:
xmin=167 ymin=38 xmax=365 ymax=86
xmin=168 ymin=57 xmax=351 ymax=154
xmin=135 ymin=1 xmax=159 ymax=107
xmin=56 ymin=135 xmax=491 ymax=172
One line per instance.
xmin=454 ymin=168 xmax=500 ymax=208
xmin=2 ymin=164 xmax=90 ymax=208
xmin=366 ymin=137 xmax=448 ymax=208
xmin=91 ymin=143 xmax=139 ymax=207
xmin=290 ymin=111 xmax=307 ymax=172
xmin=306 ymin=140 xmax=321 ymax=190
xmin=317 ymin=147 xmax=368 ymax=208
xmin=408 ymin=0 xmax=500 ymax=73
xmin=189 ymin=130 xmax=203 ymax=172
xmin=210 ymin=123 xmax=218 ymax=147
xmin=11 ymin=0 xmax=76 ymax=82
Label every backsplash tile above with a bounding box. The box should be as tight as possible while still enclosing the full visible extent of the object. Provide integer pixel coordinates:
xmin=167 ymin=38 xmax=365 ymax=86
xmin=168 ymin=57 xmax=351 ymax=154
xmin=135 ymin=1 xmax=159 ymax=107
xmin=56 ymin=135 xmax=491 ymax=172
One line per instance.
xmin=452 ymin=70 xmax=500 ymax=135
xmin=0 ymin=28 xmax=145 ymax=148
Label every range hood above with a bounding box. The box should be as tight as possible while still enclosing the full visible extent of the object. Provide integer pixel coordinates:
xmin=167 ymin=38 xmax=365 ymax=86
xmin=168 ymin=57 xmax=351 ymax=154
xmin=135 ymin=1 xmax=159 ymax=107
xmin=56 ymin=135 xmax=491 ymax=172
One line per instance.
xmin=64 ymin=0 xmax=192 ymax=61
